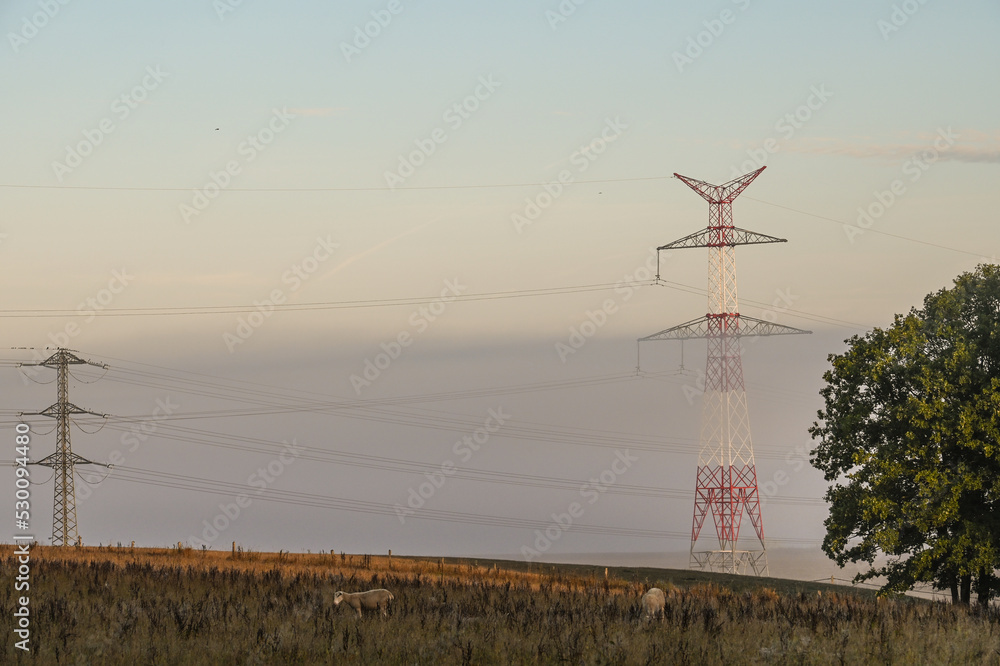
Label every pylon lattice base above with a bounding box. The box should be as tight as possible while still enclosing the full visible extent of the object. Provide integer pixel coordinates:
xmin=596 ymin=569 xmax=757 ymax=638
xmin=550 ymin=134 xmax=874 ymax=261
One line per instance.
xmin=690 ymin=549 xmax=768 ymax=576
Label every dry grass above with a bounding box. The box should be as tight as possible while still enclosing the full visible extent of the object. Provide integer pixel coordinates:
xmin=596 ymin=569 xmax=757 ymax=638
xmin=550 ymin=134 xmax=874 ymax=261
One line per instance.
xmin=4 ymin=544 xmax=1000 ymax=664
xmin=3 ymin=544 xmax=636 ymax=594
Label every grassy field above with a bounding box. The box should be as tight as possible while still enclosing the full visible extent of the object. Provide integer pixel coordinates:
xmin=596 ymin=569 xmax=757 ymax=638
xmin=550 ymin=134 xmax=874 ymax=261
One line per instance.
xmin=4 ymin=544 xmax=1000 ymax=664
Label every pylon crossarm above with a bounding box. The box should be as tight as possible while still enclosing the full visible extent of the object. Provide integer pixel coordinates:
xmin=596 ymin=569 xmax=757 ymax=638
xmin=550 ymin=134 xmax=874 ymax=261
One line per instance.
xmin=33 ymin=451 xmax=108 ymax=468
xmin=18 ymin=350 xmax=108 ymax=371
xmin=640 ymin=314 xmax=811 ymax=341
xmin=735 ymin=315 xmax=812 ymax=337
xmin=639 ymin=316 xmax=714 ymax=341
xmin=658 ymin=227 xmax=787 ymax=251
xmin=673 ymin=166 xmax=766 ymax=204
xmin=20 ymin=404 xmax=108 ymax=419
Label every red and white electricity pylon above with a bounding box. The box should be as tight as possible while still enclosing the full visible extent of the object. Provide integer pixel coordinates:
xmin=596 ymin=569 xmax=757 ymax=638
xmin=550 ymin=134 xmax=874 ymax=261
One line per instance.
xmin=640 ymin=167 xmax=809 ymax=575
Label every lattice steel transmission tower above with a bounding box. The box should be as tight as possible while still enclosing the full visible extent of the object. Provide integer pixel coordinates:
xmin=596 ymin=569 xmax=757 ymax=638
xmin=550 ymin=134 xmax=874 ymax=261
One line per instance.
xmin=640 ymin=167 xmax=809 ymax=575
xmin=18 ymin=349 xmax=109 ymax=546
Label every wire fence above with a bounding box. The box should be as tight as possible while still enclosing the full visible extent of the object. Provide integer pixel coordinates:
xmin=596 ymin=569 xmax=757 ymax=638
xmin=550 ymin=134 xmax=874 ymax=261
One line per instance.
xmin=812 ymin=576 xmax=950 ymax=600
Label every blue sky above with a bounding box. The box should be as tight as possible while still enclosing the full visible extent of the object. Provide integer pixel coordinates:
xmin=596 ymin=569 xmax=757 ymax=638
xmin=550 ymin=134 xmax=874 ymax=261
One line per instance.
xmin=0 ymin=1 xmax=998 ymax=561
xmin=1 ymin=0 xmax=996 ymax=340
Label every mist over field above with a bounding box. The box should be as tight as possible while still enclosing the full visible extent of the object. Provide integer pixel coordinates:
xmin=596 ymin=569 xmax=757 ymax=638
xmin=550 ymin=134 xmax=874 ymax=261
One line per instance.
xmin=2 ymin=331 xmax=839 ymax=558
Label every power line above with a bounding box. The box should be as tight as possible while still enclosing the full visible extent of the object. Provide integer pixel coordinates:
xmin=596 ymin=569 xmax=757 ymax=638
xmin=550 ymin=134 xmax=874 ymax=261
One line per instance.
xmin=0 ymin=175 xmax=668 ymax=193
xmin=0 ymin=277 xmax=868 ymax=330
xmin=6 ymin=351 xmax=830 ymax=542
xmin=0 ymin=282 xmax=637 ymax=317
xmin=111 ymin=464 xmax=683 ymax=539
xmin=22 ymin=360 xmax=814 ymax=461
xmin=102 ymin=463 xmax=821 ymax=545
xmin=7 ymin=410 xmax=827 ymax=508
xmin=9 ymin=351 xmax=819 ymax=459
xmin=653 ymin=280 xmax=867 ymax=329
xmin=1 ymin=173 xmax=984 ymax=258
xmin=77 ymin=418 xmax=824 ymax=506
xmin=5 ymin=351 xmax=829 ymax=550
xmin=16 ymin=352 xmax=796 ymax=416
xmin=744 ymin=196 xmax=984 ymax=258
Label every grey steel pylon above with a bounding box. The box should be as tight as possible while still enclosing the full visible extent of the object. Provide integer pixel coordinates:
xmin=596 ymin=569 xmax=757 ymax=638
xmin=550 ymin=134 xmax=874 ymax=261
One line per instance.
xmin=19 ymin=349 xmax=109 ymax=546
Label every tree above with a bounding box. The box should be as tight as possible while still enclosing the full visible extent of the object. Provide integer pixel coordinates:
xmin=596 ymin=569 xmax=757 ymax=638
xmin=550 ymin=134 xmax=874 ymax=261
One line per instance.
xmin=810 ymin=265 xmax=1000 ymax=604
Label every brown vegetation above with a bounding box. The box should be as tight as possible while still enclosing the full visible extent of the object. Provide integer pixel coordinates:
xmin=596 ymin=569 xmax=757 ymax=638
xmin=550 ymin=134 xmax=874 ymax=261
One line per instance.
xmin=4 ymin=544 xmax=1000 ymax=664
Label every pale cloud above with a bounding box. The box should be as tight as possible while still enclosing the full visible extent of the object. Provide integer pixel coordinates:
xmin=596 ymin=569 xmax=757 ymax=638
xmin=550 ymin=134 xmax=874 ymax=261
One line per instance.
xmin=288 ymin=107 xmax=349 ymax=117
xmin=315 ymin=221 xmax=436 ymax=285
xmin=784 ymin=130 xmax=1000 ymax=164
xmin=142 ymin=272 xmax=263 ymax=288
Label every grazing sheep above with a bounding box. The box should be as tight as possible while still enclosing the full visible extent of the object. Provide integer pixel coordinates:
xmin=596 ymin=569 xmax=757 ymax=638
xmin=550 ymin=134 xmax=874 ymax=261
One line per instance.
xmin=641 ymin=587 xmax=666 ymax=621
xmin=333 ymin=589 xmax=394 ymax=618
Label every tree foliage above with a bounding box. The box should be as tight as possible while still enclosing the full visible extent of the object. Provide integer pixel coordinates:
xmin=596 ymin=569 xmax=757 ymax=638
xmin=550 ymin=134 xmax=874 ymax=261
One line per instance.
xmin=810 ymin=265 xmax=1000 ymax=604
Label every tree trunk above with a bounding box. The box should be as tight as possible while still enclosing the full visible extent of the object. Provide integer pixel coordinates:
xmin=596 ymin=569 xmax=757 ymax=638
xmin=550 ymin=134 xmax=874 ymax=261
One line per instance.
xmin=976 ymin=570 xmax=993 ymax=607
xmin=951 ymin=578 xmax=959 ymax=604
xmin=960 ymin=574 xmax=972 ymax=605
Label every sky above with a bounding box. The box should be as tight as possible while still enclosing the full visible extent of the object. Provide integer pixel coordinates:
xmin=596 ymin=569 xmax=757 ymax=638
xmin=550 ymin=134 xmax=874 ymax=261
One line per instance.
xmin=0 ymin=1 xmax=997 ymax=575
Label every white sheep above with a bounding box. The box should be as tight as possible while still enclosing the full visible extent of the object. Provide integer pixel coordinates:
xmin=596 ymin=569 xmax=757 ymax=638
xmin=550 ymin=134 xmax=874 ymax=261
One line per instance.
xmin=641 ymin=587 xmax=666 ymax=621
xmin=333 ymin=589 xmax=394 ymax=618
